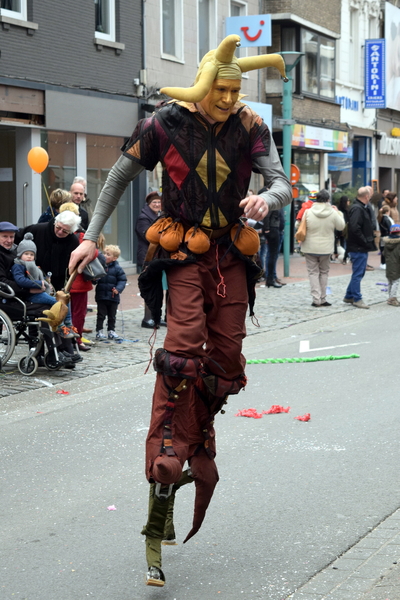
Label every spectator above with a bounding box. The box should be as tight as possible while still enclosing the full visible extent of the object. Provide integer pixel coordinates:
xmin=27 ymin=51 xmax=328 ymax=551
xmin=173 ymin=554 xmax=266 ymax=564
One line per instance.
xmin=135 ymin=191 xmax=162 ymax=270
xmin=16 ymin=211 xmax=81 ymax=292
xmin=300 ymin=189 xmax=345 ymax=307
xmin=383 ymin=223 xmax=400 ymax=306
xmin=38 ymin=188 xmax=71 ymax=223
xmin=343 ymin=186 xmax=376 ymax=308
xmin=378 ymin=205 xmax=393 ymax=269
xmin=73 ymin=176 xmax=93 ymax=218
xmin=135 ymin=191 xmax=167 ymax=328
xmin=383 ymin=192 xmax=400 ymax=224
xmin=337 ymin=195 xmax=350 ymax=264
xmin=295 ymin=190 xmax=318 ymax=225
xmin=70 ymin=182 xmax=89 ymax=230
xmin=11 ymin=233 xmax=74 ymax=338
xmin=95 ymin=245 xmax=127 ymax=341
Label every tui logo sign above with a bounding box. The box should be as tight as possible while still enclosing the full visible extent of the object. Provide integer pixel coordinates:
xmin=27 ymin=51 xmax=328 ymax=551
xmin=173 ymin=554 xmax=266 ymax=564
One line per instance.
xmin=225 ymin=15 xmax=271 ymax=48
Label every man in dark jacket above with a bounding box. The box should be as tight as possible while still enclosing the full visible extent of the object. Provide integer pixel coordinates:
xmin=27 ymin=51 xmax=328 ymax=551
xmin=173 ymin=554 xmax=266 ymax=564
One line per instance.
xmin=343 ymin=187 xmax=376 ymax=308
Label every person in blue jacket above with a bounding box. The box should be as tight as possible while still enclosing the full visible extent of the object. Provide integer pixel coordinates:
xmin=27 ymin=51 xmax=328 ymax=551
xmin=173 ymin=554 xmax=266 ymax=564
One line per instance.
xmin=95 ymin=245 xmax=127 ymax=340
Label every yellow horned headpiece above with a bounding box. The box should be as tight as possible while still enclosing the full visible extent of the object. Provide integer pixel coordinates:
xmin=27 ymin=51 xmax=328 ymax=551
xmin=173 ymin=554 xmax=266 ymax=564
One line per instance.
xmin=160 ymin=34 xmax=288 ymax=103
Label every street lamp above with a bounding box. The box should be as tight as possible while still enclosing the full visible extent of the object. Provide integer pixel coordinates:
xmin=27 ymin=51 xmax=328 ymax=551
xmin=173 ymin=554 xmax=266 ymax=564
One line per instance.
xmin=279 ymin=51 xmax=304 ymax=277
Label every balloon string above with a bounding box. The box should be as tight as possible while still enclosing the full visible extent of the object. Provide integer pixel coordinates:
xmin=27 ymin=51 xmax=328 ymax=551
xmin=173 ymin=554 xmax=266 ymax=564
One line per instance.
xmin=42 ymin=177 xmax=54 ymax=218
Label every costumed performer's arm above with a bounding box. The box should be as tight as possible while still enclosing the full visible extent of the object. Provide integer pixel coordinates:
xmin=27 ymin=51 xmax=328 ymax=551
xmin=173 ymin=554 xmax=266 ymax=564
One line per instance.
xmin=69 ymin=156 xmax=144 ymax=273
xmin=252 ymin=142 xmax=292 ymax=211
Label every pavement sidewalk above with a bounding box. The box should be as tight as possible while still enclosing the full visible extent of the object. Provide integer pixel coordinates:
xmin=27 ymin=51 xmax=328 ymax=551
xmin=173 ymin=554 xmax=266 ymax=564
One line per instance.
xmin=2 ymin=249 xmax=400 ymax=600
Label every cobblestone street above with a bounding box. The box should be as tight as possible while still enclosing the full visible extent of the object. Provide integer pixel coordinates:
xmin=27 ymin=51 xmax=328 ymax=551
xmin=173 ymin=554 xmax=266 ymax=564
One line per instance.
xmin=0 ymin=252 xmax=389 ymax=399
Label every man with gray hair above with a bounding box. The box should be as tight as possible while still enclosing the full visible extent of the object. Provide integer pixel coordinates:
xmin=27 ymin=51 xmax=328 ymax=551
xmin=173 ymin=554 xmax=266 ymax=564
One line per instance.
xmin=343 ymin=186 xmax=376 ymax=308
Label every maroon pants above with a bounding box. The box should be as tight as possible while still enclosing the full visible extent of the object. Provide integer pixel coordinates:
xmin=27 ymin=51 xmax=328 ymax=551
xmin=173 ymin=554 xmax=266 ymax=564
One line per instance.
xmin=70 ymin=292 xmax=88 ymax=341
xmin=146 ymin=246 xmax=248 ymax=480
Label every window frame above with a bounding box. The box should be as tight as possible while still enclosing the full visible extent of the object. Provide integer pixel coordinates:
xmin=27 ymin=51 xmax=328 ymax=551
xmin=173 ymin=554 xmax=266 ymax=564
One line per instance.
xmin=161 ymin=0 xmax=184 ymax=63
xmin=300 ymin=28 xmax=336 ymax=101
xmin=197 ymin=0 xmax=217 ymax=65
xmin=0 ymin=0 xmax=27 ymax=21
xmin=94 ymin=0 xmax=116 ymax=43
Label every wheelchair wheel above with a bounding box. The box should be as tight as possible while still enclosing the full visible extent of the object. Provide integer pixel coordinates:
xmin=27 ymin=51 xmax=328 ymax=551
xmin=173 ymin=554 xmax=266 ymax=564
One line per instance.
xmin=44 ymin=352 xmax=62 ymax=371
xmin=0 ymin=309 xmax=16 ymax=367
xmin=18 ymin=356 xmax=38 ymax=376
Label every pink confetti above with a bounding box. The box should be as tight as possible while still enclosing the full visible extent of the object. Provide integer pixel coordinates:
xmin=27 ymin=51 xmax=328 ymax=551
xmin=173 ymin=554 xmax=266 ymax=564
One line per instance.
xmin=107 ymin=505 xmax=117 ymax=511
xmin=295 ymin=413 xmax=311 ymax=422
xmin=56 ymin=389 xmax=69 ymax=395
xmin=235 ymin=408 xmax=264 ymax=419
xmin=263 ymin=405 xmax=291 ymax=414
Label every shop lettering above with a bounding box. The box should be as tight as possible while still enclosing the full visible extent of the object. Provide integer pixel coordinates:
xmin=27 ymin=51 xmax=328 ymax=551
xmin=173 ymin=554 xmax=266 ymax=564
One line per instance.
xmin=379 ymin=132 xmax=400 ymax=156
xmin=335 ymin=96 xmax=359 ymax=111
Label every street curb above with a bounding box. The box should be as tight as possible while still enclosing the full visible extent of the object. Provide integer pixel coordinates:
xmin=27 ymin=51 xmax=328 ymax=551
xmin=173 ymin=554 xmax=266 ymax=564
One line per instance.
xmin=285 ymin=507 xmax=400 ymax=600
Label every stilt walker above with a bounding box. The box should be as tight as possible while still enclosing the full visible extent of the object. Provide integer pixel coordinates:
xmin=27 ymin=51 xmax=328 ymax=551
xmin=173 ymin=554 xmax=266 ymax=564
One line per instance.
xmin=69 ymin=34 xmax=293 ymax=587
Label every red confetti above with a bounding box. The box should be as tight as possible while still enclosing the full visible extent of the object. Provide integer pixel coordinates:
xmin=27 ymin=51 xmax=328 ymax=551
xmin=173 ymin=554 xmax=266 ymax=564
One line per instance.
xmin=263 ymin=405 xmax=291 ymax=414
xmin=295 ymin=413 xmax=311 ymax=421
xmin=235 ymin=408 xmax=263 ymax=419
xmin=56 ymin=389 xmax=70 ymax=395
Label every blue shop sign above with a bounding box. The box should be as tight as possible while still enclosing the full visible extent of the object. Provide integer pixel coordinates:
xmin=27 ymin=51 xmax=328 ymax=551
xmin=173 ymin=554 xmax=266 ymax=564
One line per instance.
xmin=225 ymin=15 xmax=271 ymax=47
xmin=365 ymin=39 xmax=386 ymax=108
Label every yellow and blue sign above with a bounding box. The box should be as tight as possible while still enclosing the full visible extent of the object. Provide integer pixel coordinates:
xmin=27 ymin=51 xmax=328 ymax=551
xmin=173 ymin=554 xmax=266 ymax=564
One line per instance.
xmin=225 ymin=15 xmax=271 ymax=48
xmin=365 ymin=39 xmax=386 ymax=108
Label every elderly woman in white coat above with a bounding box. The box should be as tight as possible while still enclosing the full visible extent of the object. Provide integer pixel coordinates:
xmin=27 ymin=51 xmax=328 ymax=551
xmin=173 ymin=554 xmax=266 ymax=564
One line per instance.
xmin=301 ymin=189 xmax=345 ymax=307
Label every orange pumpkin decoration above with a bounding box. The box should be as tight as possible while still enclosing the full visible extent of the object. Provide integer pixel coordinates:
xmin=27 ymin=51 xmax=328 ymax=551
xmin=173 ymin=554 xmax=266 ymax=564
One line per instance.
xmin=230 ymin=223 xmax=260 ymax=255
xmin=184 ymin=226 xmax=211 ymax=254
xmin=145 ymin=217 xmax=173 ymax=244
xmin=160 ymin=221 xmax=184 ymax=251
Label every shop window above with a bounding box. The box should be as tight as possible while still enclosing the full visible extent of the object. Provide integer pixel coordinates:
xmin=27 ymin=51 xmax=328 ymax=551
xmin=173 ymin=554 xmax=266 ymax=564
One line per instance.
xmin=40 ymin=131 xmax=77 ymax=207
xmin=162 ymin=0 xmax=183 ymax=62
xmin=0 ymin=0 xmax=27 ymax=20
xmin=293 ymin=150 xmax=320 ymax=204
xmin=301 ymin=30 xmax=335 ymax=99
xmin=198 ymin=0 xmax=216 ymax=63
xmin=95 ymin=0 xmax=115 ymax=42
xmin=87 ymin=135 xmax=132 ymax=262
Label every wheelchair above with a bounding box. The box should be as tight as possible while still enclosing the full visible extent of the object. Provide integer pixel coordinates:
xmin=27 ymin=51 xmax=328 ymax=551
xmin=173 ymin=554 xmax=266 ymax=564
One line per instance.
xmin=0 ymin=281 xmax=78 ymax=376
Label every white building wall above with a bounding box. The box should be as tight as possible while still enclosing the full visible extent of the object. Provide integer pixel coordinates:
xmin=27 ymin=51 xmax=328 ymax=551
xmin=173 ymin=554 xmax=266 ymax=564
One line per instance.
xmin=144 ymin=0 xmax=261 ymax=102
xmin=336 ymin=0 xmax=379 ymax=132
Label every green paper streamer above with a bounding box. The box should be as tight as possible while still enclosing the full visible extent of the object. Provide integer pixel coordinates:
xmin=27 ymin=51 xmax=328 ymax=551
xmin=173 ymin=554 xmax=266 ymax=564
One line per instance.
xmin=247 ymin=354 xmax=360 ymax=364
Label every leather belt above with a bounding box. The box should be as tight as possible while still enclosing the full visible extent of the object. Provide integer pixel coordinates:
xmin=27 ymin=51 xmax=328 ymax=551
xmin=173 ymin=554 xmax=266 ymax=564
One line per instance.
xmin=200 ymin=223 xmax=233 ymax=240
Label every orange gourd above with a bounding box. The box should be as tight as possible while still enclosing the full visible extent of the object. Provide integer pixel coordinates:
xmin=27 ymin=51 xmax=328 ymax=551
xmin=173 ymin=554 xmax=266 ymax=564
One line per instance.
xmin=159 ymin=221 xmax=184 ymax=251
xmin=145 ymin=217 xmax=173 ymax=244
xmin=184 ymin=226 xmax=211 ymax=254
xmin=230 ymin=223 xmax=260 ymax=255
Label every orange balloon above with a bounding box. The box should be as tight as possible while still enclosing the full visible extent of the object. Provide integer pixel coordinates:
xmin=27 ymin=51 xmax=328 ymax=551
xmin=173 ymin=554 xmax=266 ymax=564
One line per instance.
xmin=27 ymin=147 xmax=49 ymax=173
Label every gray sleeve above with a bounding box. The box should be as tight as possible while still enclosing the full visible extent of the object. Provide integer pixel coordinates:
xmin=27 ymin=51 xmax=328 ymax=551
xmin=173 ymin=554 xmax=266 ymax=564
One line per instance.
xmin=252 ymin=141 xmax=292 ymax=211
xmin=83 ymin=156 xmax=144 ymax=242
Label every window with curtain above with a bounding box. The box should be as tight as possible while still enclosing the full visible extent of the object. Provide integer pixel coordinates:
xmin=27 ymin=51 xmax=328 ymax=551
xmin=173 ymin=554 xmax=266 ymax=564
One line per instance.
xmin=94 ymin=0 xmax=115 ymax=41
xmin=0 ymin=0 xmax=27 ymax=20
xmin=301 ymin=29 xmax=335 ymax=99
xmin=162 ymin=0 xmax=183 ymax=61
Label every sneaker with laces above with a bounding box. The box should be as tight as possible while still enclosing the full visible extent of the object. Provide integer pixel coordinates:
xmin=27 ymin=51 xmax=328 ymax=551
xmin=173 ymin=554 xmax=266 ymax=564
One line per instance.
xmin=96 ymin=330 xmax=107 ymax=340
xmin=58 ymin=325 xmax=75 ymax=339
xmin=108 ymin=330 xmax=122 ymax=340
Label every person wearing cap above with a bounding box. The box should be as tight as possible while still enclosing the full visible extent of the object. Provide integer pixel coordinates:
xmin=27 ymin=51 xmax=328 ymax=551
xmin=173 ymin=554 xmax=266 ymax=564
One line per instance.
xmin=343 ymin=186 xmax=376 ymax=309
xmin=69 ymin=34 xmax=292 ymax=586
xmin=383 ymin=223 xmax=400 ymax=306
xmin=134 ymin=191 xmax=167 ymax=328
